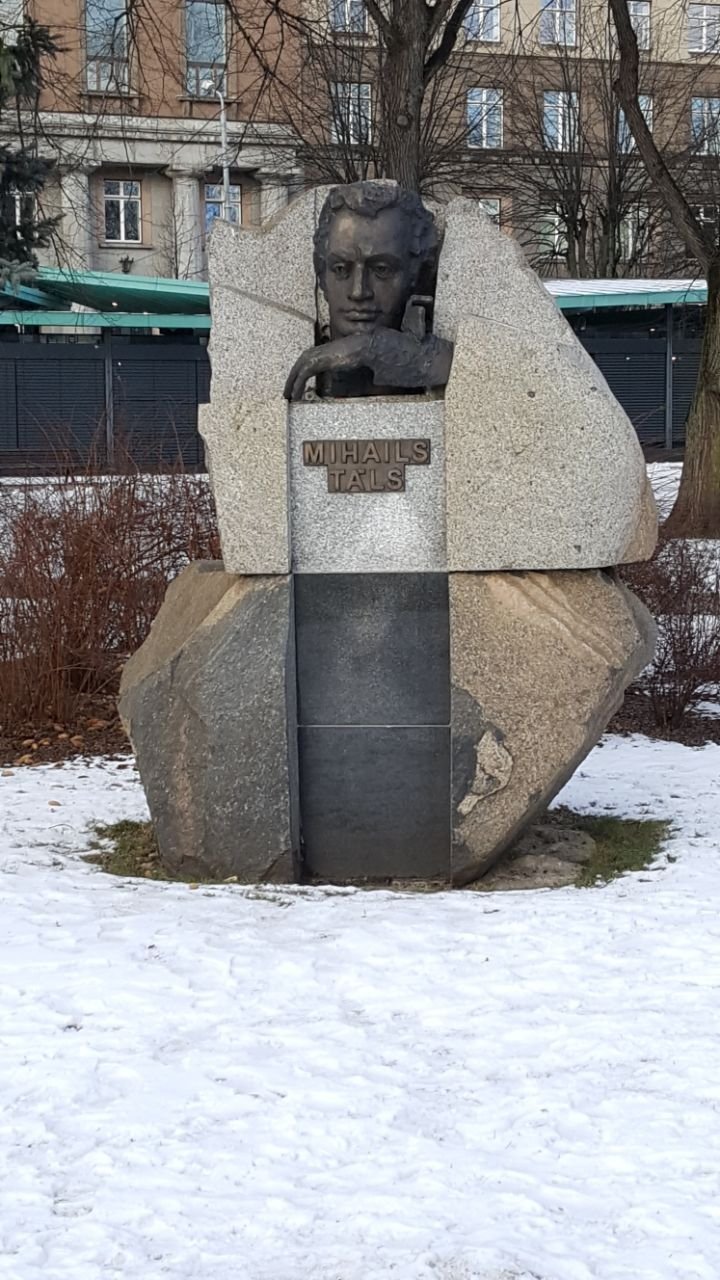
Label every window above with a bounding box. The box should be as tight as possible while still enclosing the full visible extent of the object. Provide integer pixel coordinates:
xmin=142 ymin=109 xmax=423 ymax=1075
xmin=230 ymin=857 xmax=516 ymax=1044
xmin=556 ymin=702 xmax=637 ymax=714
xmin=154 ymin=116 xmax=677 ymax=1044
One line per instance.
xmin=691 ymin=203 xmax=720 ymax=235
xmin=465 ymin=0 xmax=500 ymax=42
xmin=1 ymin=187 xmax=32 ymax=233
xmin=617 ymin=95 xmax=653 ymax=152
xmin=692 ymin=96 xmax=720 ymax=153
xmin=11 ymin=189 xmax=34 ymax=226
xmin=689 ymin=3 xmax=720 ymax=51
xmin=467 ymin=88 xmax=503 ymax=148
xmin=205 ymin=182 xmax=242 ymax=229
xmin=0 ymin=0 xmax=24 ymax=39
xmin=479 ymin=197 xmax=501 ymax=222
xmin=186 ymin=1 xmax=225 ymax=96
xmin=86 ymin=0 xmax=129 ymax=93
xmin=537 ymin=208 xmax=568 ymax=258
xmin=619 ymin=205 xmax=648 ymax=260
xmin=539 ymin=0 xmax=576 ymax=46
xmin=331 ymin=82 xmax=372 ymax=144
xmin=329 ymin=0 xmax=367 ymax=32
xmin=103 ymin=179 xmax=141 ymax=242
xmin=628 ymin=0 xmax=651 ymax=49
xmin=543 ymin=90 xmax=579 ymax=150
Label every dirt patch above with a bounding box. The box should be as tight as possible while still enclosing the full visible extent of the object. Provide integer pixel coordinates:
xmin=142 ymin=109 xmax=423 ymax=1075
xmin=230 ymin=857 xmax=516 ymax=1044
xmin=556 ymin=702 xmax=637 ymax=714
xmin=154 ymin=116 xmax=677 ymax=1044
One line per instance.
xmin=609 ymin=689 xmax=720 ymax=746
xmin=0 ymin=696 xmax=130 ymax=768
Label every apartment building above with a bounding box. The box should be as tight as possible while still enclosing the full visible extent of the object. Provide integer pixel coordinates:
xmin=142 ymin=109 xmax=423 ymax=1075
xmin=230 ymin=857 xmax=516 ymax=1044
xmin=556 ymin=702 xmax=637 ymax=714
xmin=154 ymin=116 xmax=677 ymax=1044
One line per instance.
xmin=12 ymin=0 xmax=305 ymax=279
xmin=6 ymin=0 xmax=720 ymax=279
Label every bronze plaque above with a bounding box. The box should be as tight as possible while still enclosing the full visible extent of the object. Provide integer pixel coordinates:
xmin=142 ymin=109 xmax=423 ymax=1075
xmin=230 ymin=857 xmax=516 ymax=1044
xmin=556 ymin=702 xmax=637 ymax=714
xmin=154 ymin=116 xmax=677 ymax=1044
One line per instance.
xmin=302 ymin=438 xmax=431 ymax=494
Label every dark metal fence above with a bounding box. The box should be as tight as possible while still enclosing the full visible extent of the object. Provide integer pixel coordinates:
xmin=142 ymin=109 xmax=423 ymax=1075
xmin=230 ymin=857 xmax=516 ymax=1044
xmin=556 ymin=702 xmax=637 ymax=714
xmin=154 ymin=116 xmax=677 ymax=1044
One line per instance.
xmin=0 ymin=333 xmax=210 ymax=474
xmin=0 ymin=317 xmax=701 ymax=474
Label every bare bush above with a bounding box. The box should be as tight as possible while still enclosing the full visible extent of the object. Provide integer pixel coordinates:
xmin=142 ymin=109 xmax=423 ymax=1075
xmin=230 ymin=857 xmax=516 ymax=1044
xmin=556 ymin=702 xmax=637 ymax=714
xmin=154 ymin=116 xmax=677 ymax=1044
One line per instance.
xmin=0 ymin=465 xmax=219 ymax=729
xmin=623 ymin=535 xmax=720 ymax=732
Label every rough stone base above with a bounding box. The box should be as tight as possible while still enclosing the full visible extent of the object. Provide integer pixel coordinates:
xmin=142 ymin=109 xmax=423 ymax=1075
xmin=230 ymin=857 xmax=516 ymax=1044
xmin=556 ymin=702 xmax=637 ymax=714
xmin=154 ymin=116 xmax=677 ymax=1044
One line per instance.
xmin=450 ymin=570 xmax=656 ymax=885
xmin=119 ymin=562 xmax=297 ymax=882
xmin=120 ymin=564 xmax=653 ymax=888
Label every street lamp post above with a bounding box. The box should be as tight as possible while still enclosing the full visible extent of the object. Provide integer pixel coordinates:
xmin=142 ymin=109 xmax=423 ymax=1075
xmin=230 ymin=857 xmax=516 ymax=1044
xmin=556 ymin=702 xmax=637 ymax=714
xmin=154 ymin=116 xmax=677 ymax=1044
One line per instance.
xmin=217 ymin=86 xmax=231 ymax=218
xmin=202 ymin=77 xmax=231 ymax=219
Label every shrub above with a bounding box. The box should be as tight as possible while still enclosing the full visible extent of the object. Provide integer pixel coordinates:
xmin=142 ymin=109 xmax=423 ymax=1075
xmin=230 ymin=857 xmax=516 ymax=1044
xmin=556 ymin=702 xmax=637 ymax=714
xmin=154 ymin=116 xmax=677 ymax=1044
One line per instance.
xmin=0 ymin=465 xmax=219 ymax=728
xmin=622 ymin=534 xmax=720 ymax=732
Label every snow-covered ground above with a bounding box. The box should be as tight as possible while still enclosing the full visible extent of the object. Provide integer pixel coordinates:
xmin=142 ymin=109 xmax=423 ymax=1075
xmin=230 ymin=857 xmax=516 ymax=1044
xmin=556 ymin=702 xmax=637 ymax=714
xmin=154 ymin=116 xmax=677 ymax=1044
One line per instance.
xmin=2 ymin=735 xmax=720 ymax=1280
xmin=648 ymin=462 xmax=681 ymax=518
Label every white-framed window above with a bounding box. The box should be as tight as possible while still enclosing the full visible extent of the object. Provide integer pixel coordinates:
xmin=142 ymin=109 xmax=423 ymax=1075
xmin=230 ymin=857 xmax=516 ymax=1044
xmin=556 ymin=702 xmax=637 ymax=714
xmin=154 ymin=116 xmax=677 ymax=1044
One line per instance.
xmin=86 ymin=0 xmax=130 ymax=93
xmin=2 ymin=187 xmax=33 ymax=233
xmin=543 ymin=90 xmax=579 ymax=150
xmin=103 ymin=178 xmax=141 ymax=242
xmin=617 ymin=95 xmax=653 ymax=152
xmin=628 ymin=0 xmax=651 ymax=49
xmin=467 ymin=88 xmax=503 ymax=148
xmin=479 ymin=197 xmax=501 ymax=222
xmin=329 ymin=0 xmax=367 ymax=32
xmin=0 ymin=0 xmax=24 ymax=40
xmin=204 ymin=182 xmax=242 ymax=229
xmin=11 ymin=189 xmax=34 ymax=226
xmin=692 ymin=96 xmax=720 ymax=153
xmin=619 ymin=204 xmax=648 ymax=260
xmin=537 ymin=208 xmax=568 ymax=258
xmin=185 ymin=0 xmax=226 ymax=96
xmin=331 ymin=81 xmax=372 ymax=144
xmin=688 ymin=3 xmax=720 ymax=51
xmin=464 ymin=0 xmax=500 ymax=42
xmin=539 ymin=0 xmax=576 ymax=46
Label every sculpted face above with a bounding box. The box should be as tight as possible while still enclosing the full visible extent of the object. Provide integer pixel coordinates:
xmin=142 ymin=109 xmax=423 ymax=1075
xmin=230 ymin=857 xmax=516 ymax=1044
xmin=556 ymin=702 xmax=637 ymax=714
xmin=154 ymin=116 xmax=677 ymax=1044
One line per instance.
xmin=323 ymin=206 xmax=418 ymax=339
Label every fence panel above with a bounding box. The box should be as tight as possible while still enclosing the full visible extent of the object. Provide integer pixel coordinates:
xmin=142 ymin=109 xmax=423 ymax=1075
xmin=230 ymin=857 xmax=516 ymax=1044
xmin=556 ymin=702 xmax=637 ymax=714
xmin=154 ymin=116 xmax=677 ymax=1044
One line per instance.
xmin=578 ymin=337 xmax=667 ymax=447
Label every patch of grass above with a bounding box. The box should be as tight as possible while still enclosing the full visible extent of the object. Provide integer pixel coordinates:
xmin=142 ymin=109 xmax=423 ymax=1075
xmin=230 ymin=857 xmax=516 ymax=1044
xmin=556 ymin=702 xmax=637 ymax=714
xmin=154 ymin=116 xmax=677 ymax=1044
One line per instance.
xmin=87 ymin=820 xmax=209 ymax=883
xmin=86 ymin=811 xmax=673 ymax=892
xmin=552 ymin=807 xmax=672 ymax=887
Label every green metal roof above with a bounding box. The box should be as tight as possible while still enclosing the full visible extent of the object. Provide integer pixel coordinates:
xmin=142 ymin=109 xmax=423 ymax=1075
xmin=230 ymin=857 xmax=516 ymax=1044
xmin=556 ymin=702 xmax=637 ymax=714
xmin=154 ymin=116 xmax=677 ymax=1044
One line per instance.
xmin=1 ymin=267 xmax=210 ymax=328
xmin=0 ymin=266 xmax=710 ymax=329
xmin=0 ymin=309 xmax=211 ymax=329
xmin=36 ymin=266 xmax=210 ymax=314
xmin=546 ymin=278 xmax=708 ymax=309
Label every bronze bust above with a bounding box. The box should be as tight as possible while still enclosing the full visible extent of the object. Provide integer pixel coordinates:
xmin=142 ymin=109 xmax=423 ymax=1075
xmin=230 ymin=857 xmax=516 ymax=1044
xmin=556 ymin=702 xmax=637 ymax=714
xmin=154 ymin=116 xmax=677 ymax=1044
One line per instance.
xmin=284 ymin=182 xmax=453 ymax=401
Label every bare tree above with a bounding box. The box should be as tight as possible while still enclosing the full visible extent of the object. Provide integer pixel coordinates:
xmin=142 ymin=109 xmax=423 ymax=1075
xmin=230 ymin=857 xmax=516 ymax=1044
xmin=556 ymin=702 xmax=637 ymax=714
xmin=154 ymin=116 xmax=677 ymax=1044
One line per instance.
xmin=211 ymin=0 xmax=514 ymax=194
xmin=610 ymin=0 xmax=720 ymax=534
xmin=493 ymin=11 xmax=687 ymax=279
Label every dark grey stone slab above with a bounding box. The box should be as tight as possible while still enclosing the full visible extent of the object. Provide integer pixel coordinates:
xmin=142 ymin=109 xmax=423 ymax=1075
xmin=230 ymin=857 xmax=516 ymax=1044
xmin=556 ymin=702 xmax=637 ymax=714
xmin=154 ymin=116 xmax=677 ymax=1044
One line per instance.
xmin=294 ymin=573 xmax=450 ymax=727
xmin=119 ymin=562 xmax=298 ymax=883
xmin=300 ymin=726 xmax=451 ymax=881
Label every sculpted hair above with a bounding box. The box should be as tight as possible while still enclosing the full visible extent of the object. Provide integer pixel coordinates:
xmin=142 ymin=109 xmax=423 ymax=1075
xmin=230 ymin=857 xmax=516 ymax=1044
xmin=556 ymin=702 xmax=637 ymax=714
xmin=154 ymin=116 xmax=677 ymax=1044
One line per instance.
xmin=313 ymin=182 xmax=439 ymax=284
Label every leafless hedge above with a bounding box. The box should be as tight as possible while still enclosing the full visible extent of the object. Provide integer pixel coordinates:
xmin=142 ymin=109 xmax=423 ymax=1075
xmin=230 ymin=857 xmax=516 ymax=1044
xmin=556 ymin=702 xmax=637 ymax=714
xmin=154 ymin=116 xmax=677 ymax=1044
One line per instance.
xmin=623 ymin=534 xmax=720 ymax=732
xmin=0 ymin=464 xmax=219 ymax=727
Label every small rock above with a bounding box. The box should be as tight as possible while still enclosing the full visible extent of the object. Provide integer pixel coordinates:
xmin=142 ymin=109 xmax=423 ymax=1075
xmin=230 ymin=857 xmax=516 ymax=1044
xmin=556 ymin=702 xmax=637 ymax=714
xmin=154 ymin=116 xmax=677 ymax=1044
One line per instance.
xmin=474 ymin=822 xmax=597 ymax=891
xmin=509 ymin=824 xmax=596 ymax=865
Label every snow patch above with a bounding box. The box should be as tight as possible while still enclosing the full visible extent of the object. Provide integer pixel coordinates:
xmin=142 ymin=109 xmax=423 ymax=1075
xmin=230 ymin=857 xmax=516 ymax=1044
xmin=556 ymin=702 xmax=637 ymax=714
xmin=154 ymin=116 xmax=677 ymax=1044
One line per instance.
xmin=1 ymin=739 xmax=720 ymax=1278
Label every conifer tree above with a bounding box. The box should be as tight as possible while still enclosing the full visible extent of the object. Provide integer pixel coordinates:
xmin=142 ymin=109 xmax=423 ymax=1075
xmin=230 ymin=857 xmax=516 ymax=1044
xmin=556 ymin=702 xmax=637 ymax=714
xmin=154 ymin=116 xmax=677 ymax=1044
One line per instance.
xmin=0 ymin=19 xmax=58 ymax=280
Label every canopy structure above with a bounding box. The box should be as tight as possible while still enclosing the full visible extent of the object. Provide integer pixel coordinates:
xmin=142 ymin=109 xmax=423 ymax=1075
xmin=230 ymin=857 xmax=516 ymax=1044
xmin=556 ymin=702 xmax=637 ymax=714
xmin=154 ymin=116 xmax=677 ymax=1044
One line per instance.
xmin=1 ymin=267 xmax=212 ymax=329
xmin=0 ymin=268 xmax=709 ymax=330
xmin=545 ymin=277 xmax=707 ymax=310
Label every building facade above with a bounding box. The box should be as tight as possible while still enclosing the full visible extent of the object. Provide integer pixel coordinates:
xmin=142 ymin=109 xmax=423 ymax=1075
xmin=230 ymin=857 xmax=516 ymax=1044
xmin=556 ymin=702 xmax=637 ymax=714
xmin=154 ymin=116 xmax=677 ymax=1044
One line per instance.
xmin=5 ymin=0 xmax=720 ymax=278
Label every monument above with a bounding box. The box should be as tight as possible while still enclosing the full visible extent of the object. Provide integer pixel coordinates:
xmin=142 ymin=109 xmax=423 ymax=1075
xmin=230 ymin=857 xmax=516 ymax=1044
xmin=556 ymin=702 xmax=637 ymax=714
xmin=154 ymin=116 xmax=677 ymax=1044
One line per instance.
xmin=119 ymin=181 xmax=657 ymax=886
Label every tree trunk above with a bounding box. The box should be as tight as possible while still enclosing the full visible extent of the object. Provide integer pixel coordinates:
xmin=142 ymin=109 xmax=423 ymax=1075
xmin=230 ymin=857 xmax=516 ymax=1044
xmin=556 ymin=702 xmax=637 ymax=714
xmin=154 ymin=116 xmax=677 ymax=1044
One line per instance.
xmin=378 ymin=0 xmax=427 ymax=190
xmin=665 ymin=255 xmax=720 ymax=536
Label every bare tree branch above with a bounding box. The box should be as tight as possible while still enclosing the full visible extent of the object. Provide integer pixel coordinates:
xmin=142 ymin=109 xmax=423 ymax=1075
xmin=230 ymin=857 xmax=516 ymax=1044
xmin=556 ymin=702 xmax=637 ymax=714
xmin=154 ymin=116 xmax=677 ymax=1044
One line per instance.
xmin=609 ymin=0 xmax=711 ymax=268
